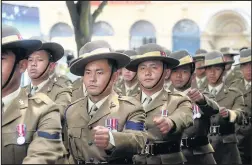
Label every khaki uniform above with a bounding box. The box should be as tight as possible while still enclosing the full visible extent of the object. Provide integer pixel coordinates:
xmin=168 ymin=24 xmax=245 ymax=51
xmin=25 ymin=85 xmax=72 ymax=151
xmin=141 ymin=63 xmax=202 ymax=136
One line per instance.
xmin=231 ymin=79 xmax=252 ymax=164
xmin=203 ymin=85 xmax=245 ymax=164
xmin=50 ymin=73 xmax=73 ymax=90
xmin=65 ymin=91 xmax=147 ymax=164
xmin=114 ymin=80 xmax=141 ymax=97
xmin=2 ymin=88 xmax=64 ymax=164
xmin=191 ymin=77 xmax=208 ymax=90
xmin=224 ymin=68 xmax=243 ymax=87
xmin=169 ymin=88 xmax=219 ymax=164
xmin=134 ymin=89 xmax=193 ymax=164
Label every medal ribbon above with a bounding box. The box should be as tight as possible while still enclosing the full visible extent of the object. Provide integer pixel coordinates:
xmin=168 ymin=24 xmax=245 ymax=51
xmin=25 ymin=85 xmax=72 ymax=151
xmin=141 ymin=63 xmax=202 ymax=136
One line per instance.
xmin=17 ymin=124 xmax=26 ymax=137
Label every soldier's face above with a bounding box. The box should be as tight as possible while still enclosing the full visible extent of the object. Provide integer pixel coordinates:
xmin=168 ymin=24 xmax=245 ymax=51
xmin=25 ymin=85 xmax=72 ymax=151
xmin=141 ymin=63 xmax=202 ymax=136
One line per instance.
xmin=137 ymin=60 xmax=165 ymax=89
xmin=240 ymin=62 xmax=251 ymax=81
xmin=1 ymin=50 xmax=27 ymax=89
xmin=84 ymin=59 xmax=117 ymax=96
xmin=195 ymin=61 xmax=205 ymax=77
xmin=205 ymin=65 xmax=224 ymax=85
xmin=27 ymin=50 xmax=53 ymax=79
xmin=122 ymin=68 xmax=136 ymax=82
xmin=170 ymin=65 xmax=192 ymax=88
xmin=223 ymin=55 xmax=233 ymax=70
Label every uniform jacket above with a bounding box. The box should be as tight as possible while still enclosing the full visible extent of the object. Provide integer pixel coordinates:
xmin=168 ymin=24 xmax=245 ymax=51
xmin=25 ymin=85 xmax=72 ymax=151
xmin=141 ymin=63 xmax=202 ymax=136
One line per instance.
xmin=114 ymin=81 xmax=141 ymax=97
xmin=191 ymin=77 xmax=208 ymax=90
xmin=2 ymin=88 xmax=64 ymax=164
xmin=203 ymin=85 xmax=245 ymax=146
xmin=71 ymin=77 xmax=87 ymax=102
xmin=50 ymin=73 xmax=73 ymax=90
xmin=134 ymin=89 xmax=193 ymax=164
xmin=224 ymin=68 xmax=243 ymax=87
xmin=169 ymin=87 xmax=219 ymax=155
xmin=25 ymin=78 xmax=72 ymax=118
xmin=65 ymin=91 xmax=147 ymax=163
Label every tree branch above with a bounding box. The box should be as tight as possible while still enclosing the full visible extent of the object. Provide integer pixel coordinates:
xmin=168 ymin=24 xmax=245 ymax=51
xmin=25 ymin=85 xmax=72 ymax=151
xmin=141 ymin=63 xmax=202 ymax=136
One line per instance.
xmin=80 ymin=1 xmax=91 ymax=39
xmin=66 ymin=1 xmax=79 ymax=29
xmin=92 ymin=1 xmax=108 ymax=23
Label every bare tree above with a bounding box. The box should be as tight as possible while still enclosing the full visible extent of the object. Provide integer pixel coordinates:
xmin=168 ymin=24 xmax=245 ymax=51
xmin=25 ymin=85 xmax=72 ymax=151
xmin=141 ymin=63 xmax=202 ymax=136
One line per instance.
xmin=66 ymin=1 xmax=108 ymax=56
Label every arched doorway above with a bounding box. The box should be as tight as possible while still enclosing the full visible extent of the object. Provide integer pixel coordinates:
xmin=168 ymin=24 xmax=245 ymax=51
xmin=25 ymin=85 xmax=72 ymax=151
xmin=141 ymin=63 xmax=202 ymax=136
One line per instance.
xmin=92 ymin=21 xmax=114 ymax=36
xmin=172 ymin=19 xmax=200 ymax=55
xmin=130 ymin=20 xmax=156 ymax=50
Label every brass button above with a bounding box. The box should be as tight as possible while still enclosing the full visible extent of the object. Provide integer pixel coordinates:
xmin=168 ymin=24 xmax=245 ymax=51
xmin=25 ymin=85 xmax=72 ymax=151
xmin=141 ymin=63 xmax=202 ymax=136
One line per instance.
xmin=88 ymin=125 xmax=92 ymax=130
xmin=88 ymin=142 xmax=93 ymax=146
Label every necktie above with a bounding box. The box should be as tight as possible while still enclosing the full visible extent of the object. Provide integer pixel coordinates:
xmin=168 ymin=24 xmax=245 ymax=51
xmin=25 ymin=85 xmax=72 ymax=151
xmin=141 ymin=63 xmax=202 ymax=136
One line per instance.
xmin=89 ymin=104 xmax=98 ymax=118
xmin=31 ymin=86 xmax=38 ymax=95
xmin=198 ymin=80 xmax=202 ymax=87
xmin=211 ymin=88 xmax=217 ymax=96
xmin=126 ymin=89 xmax=132 ymax=96
xmin=143 ymin=96 xmax=152 ymax=108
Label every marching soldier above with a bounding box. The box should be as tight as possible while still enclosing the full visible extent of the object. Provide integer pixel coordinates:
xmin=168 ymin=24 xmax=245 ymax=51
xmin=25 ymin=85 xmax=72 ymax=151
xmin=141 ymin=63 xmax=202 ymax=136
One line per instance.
xmin=162 ymin=48 xmax=172 ymax=91
xmin=220 ymin=47 xmax=243 ymax=87
xmin=126 ymin=43 xmax=193 ymax=164
xmin=169 ymin=50 xmax=219 ymax=164
xmin=114 ymin=50 xmax=141 ymax=96
xmin=230 ymin=48 xmax=252 ymax=164
xmin=198 ymin=50 xmax=246 ymax=164
xmin=25 ymin=38 xmax=72 ymax=163
xmin=191 ymin=49 xmax=208 ymax=89
xmin=2 ymin=24 xmax=64 ymax=164
xmin=65 ymin=40 xmax=147 ymax=164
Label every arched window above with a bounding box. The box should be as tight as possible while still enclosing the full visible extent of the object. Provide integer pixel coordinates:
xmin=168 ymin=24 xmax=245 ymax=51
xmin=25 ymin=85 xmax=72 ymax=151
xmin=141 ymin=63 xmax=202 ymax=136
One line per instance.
xmin=93 ymin=21 xmax=114 ymax=36
xmin=50 ymin=22 xmax=73 ymax=39
xmin=172 ymin=19 xmax=200 ymax=55
xmin=130 ymin=20 xmax=156 ymax=50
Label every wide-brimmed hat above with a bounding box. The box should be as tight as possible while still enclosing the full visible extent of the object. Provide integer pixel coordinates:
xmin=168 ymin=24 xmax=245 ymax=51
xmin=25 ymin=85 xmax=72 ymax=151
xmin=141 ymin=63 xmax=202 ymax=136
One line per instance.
xmin=198 ymin=50 xmax=234 ymax=69
xmin=162 ymin=47 xmax=171 ymax=57
xmin=169 ymin=50 xmax=194 ymax=69
xmin=123 ymin=50 xmax=138 ymax=60
xmin=125 ymin=43 xmax=179 ymax=72
xmin=2 ymin=24 xmax=42 ymax=57
xmin=220 ymin=47 xmax=239 ymax=57
xmin=70 ymin=40 xmax=130 ymax=76
xmin=235 ymin=48 xmax=251 ymax=65
xmin=193 ymin=49 xmax=207 ymax=62
xmin=29 ymin=36 xmax=64 ymax=62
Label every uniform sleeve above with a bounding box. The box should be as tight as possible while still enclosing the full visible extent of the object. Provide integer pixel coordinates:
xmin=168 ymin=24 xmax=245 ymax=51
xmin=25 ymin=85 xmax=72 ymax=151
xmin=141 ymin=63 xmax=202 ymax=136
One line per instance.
xmin=168 ymin=96 xmax=193 ymax=134
xmin=55 ymin=88 xmax=72 ymax=119
xmin=22 ymin=104 xmax=64 ymax=164
xmin=110 ymin=103 xmax=147 ymax=157
xmin=197 ymin=93 xmax=220 ymax=117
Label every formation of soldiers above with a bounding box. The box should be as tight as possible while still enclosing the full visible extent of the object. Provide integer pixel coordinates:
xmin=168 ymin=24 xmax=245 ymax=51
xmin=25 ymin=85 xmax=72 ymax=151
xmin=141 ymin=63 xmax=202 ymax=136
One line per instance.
xmin=2 ymin=24 xmax=251 ymax=164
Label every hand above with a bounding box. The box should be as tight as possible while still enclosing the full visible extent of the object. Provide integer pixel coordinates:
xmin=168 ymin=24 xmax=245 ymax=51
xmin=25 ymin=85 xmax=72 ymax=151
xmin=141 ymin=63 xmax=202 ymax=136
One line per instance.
xmin=187 ymin=88 xmax=205 ymax=104
xmin=93 ymin=126 xmax=110 ymax=149
xmin=219 ymin=107 xmax=229 ymax=118
xmin=153 ymin=116 xmax=174 ymax=134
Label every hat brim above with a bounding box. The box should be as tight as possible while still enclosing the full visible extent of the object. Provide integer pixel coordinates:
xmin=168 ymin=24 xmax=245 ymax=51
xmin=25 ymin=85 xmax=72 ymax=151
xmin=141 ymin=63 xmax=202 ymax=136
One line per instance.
xmin=193 ymin=55 xmax=204 ymax=61
xmin=39 ymin=42 xmax=64 ymax=62
xmin=223 ymin=53 xmax=239 ymax=56
xmin=70 ymin=52 xmax=130 ymax=76
xmin=2 ymin=39 xmax=42 ymax=56
xmin=197 ymin=60 xmax=234 ymax=69
xmin=125 ymin=56 xmax=179 ymax=72
xmin=173 ymin=61 xmax=194 ymax=69
xmin=234 ymin=60 xmax=251 ymax=66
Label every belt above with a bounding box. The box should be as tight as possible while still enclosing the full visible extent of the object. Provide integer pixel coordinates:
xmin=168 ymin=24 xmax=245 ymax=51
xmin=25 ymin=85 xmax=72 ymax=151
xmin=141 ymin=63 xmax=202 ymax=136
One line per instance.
xmin=141 ymin=141 xmax=181 ymax=156
xmin=181 ymin=136 xmax=209 ymax=149
xmin=209 ymin=124 xmax=235 ymax=135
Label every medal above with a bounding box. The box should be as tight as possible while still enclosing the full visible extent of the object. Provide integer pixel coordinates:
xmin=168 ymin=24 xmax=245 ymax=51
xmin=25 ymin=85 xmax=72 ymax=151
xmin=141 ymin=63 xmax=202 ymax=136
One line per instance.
xmin=105 ymin=118 xmax=118 ymax=132
xmin=16 ymin=124 xmax=26 ymax=145
xmin=161 ymin=109 xmax=168 ymax=117
xmin=193 ymin=104 xmax=201 ymax=119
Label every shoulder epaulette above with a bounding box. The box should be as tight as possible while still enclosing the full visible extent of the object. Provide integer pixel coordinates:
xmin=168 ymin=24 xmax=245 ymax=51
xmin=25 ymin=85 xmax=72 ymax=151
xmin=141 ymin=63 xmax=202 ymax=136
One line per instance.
xmin=30 ymin=92 xmax=55 ymax=105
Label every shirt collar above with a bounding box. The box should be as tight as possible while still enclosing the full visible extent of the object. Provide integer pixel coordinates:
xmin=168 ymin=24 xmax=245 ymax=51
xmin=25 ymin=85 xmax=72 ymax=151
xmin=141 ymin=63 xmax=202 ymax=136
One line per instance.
xmin=88 ymin=95 xmax=110 ymax=112
xmin=31 ymin=78 xmax=50 ymax=92
xmin=196 ymin=76 xmax=206 ymax=83
xmin=244 ymin=79 xmax=251 ymax=86
xmin=141 ymin=89 xmax=163 ymax=104
xmin=2 ymin=87 xmax=21 ymax=113
xmin=208 ymin=83 xmax=224 ymax=95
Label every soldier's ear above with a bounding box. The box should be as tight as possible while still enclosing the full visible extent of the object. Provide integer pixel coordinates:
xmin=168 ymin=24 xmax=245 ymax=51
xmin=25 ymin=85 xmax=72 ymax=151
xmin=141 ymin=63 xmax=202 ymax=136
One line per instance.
xmin=112 ymin=71 xmax=119 ymax=83
xmin=191 ymin=72 xmax=196 ymax=80
xmin=165 ymin=69 xmax=171 ymax=79
xmin=18 ymin=59 xmax=28 ymax=73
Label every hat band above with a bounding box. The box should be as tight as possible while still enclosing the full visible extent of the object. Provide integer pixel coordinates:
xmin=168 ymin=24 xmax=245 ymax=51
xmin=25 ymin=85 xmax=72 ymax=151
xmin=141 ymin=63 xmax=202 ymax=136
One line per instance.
xmin=79 ymin=48 xmax=111 ymax=58
xmin=179 ymin=55 xmax=193 ymax=66
xmin=240 ymin=56 xmax=251 ymax=63
xmin=134 ymin=51 xmax=166 ymax=59
xmin=205 ymin=57 xmax=224 ymax=66
xmin=2 ymin=35 xmax=22 ymax=44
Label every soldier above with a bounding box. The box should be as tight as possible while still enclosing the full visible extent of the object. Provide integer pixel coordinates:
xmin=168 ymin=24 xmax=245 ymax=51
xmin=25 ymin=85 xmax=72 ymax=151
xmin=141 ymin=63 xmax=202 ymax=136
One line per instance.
xmin=220 ymin=47 xmax=243 ymax=87
xmin=162 ymin=47 xmax=172 ymax=91
xmin=114 ymin=50 xmax=141 ymax=96
xmin=191 ymin=49 xmax=208 ymax=89
xmin=198 ymin=50 xmax=246 ymax=164
xmin=25 ymin=38 xmax=72 ymax=163
xmin=126 ymin=43 xmax=193 ymax=164
xmin=230 ymin=48 xmax=252 ymax=164
xmin=2 ymin=24 xmax=64 ymax=163
xmin=65 ymin=40 xmax=146 ymax=164
xmin=169 ymin=50 xmax=219 ymax=164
